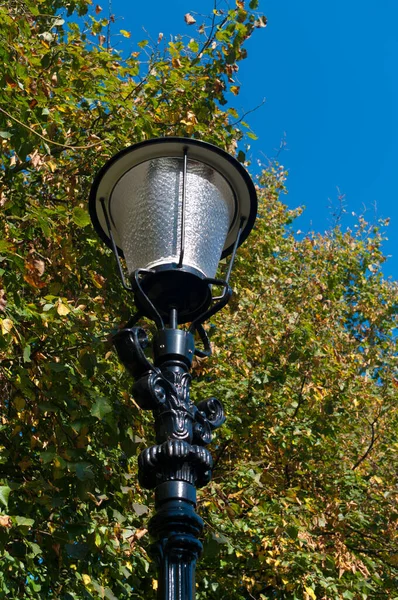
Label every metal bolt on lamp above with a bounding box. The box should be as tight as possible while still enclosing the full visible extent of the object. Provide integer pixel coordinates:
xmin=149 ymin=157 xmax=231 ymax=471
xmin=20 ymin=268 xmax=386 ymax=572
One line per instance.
xmin=89 ymin=137 xmax=257 ymax=600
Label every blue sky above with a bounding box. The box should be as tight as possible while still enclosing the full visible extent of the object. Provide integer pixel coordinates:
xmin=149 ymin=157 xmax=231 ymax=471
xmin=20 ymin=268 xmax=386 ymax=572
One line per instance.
xmin=110 ymin=0 xmax=398 ymax=279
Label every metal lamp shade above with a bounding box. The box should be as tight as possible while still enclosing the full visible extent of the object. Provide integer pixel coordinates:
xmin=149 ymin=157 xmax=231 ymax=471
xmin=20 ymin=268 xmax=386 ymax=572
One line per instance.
xmin=89 ymin=138 xmax=257 ymax=322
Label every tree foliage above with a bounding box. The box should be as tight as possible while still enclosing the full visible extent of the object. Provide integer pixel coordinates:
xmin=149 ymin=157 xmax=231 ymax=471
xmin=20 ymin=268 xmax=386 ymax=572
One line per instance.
xmin=0 ymin=1 xmax=397 ymax=599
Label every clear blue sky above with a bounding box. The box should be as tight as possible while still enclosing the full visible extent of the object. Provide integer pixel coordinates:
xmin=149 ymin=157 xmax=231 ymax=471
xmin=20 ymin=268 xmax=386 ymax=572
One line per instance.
xmin=110 ymin=0 xmax=398 ymax=279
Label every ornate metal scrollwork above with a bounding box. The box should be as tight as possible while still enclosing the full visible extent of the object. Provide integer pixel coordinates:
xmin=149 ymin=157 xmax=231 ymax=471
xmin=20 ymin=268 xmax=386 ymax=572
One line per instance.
xmin=113 ymin=326 xmax=225 ymax=488
xmin=113 ymin=323 xmax=226 ymax=600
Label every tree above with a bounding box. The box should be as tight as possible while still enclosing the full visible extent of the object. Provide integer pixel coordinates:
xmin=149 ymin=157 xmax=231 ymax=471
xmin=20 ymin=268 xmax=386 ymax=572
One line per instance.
xmin=0 ymin=1 xmax=397 ymax=599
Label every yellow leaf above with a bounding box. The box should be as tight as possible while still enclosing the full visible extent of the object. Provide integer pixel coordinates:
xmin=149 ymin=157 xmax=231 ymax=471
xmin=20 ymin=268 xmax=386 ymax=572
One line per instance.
xmin=90 ymin=272 xmax=105 ymax=288
xmin=56 ymin=300 xmax=70 ymax=316
xmin=14 ymin=395 xmax=26 ymax=411
xmin=230 ymin=86 xmax=240 ymax=95
xmin=120 ymin=29 xmax=131 ymax=38
xmin=305 ymin=586 xmax=316 ymax=600
xmin=82 ymin=574 xmax=91 ymax=586
xmin=1 ymin=318 xmax=13 ymax=335
xmin=47 ymin=160 xmax=57 ymax=173
xmin=152 ymin=579 xmax=158 ymax=590
xmin=372 ymin=475 xmax=383 ymax=484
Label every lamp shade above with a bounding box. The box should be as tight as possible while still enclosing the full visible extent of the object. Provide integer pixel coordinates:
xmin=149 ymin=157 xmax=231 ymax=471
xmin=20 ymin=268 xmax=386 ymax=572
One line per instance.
xmin=89 ymin=137 xmax=257 ymax=322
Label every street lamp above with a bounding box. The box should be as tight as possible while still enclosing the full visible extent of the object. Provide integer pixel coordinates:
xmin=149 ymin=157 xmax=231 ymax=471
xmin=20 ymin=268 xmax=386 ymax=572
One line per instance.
xmin=89 ymin=137 xmax=257 ymax=600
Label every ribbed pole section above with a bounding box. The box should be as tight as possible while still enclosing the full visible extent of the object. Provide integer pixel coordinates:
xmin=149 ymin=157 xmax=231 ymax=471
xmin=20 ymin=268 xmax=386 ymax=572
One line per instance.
xmin=150 ymin=483 xmax=203 ymax=600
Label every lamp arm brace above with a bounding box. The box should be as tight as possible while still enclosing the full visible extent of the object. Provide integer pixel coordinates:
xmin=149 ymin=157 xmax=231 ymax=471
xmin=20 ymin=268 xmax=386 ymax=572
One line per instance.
xmin=100 ymin=197 xmax=133 ymax=292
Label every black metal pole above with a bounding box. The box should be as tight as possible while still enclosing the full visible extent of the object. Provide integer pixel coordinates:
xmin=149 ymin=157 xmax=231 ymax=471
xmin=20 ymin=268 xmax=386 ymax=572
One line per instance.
xmin=150 ymin=474 xmax=203 ymax=599
xmin=113 ymin=323 xmax=225 ymax=600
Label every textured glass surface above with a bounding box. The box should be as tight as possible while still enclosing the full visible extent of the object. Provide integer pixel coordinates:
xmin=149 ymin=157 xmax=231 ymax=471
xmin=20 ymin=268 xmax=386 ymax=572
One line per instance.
xmin=109 ymin=158 xmax=235 ymax=279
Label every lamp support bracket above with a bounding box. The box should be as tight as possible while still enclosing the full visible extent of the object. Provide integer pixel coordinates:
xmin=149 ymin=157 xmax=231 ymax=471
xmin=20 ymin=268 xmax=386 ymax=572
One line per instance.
xmin=100 ymin=198 xmax=133 ymax=292
xmin=178 ymin=146 xmax=188 ymax=268
xmin=225 ymin=216 xmax=245 ymax=284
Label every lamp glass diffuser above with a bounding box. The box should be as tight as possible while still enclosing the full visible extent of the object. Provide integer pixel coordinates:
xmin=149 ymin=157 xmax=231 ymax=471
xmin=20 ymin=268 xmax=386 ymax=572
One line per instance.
xmin=110 ymin=157 xmax=235 ymax=280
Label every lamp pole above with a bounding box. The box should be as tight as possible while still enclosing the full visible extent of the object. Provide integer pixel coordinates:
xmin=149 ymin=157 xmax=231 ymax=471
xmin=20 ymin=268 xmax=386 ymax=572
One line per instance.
xmin=89 ymin=137 xmax=257 ymax=599
xmin=114 ymin=321 xmax=224 ymax=599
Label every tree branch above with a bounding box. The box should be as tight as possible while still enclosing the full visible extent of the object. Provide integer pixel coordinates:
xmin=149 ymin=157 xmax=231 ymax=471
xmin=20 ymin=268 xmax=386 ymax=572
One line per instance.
xmin=212 ymin=440 xmax=231 ymax=472
xmin=0 ymin=106 xmax=103 ymax=150
xmin=351 ymin=419 xmax=378 ymax=470
xmin=191 ymin=1 xmax=228 ymax=65
xmin=229 ymin=98 xmax=266 ymax=127
xmin=292 ymin=375 xmax=307 ymax=418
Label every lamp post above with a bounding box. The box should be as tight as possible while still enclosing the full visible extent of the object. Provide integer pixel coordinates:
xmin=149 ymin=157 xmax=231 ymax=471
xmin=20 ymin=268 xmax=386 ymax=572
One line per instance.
xmin=89 ymin=137 xmax=257 ymax=600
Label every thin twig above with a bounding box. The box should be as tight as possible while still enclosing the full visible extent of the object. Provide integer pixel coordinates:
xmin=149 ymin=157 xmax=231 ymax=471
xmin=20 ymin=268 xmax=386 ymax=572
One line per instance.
xmin=106 ymin=0 xmax=112 ymax=51
xmin=191 ymin=1 xmax=228 ymax=64
xmin=0 ymin=106 xmax=103 ymax=150
xmin=230 ymin=98 xmax=266 ymax=127
xmin=292 ymin=375 xmax=307 ymax=418
xmin=351 ymin=419 xmax=378 ymax=470
xmin=212 ymin=440 xmax=231 ymax=472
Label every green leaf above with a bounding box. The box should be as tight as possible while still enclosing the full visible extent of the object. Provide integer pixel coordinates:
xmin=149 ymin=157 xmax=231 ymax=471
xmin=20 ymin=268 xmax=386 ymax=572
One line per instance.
xmin=74 ymin=462 xmax=95 ymax=481
xmin=15 ymin=516 xmax=34 ymax=528
xmin=212 ymin=532 xmax=229 ymax=544
xmin=237 ymin=150 xmax=246 ymax=163
xmin=0 ymin=131 xmax=11 ymax=139
xmin=132 ymin=503 xmax=149 ymax=516
xmin=48 ymin=362 xmax=68 ymax=372
xmin=65 ymin=542 xmax=90 ymax=559
xmin=24 ymin=0 xmax=39 ymax=15
xmin=91 ymin=397 xmax=112 ymax=419
xmin=0 ymin=240 xmax=11 ymax=252
xmin=286 ymin=525 xmax=299 ymax=539
xmin=29 ymin=580 xmax=42 ymax=592
xmin=112 ymin=509 xmax=126 ymax=523
xmin=105 ymin=588 xmax=118 ymax=600
xmin=188 ymin=40 xmax=199 ymax=53
xmin=40 ymin=449 xmax=56 ymax=463
xmin=23 ymin=344 xmax=31 ymax=363
xmin=72 ymin=206 xmax=91 ymax=228
xmin=0 ymin=486 xmax=11 ymax=508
